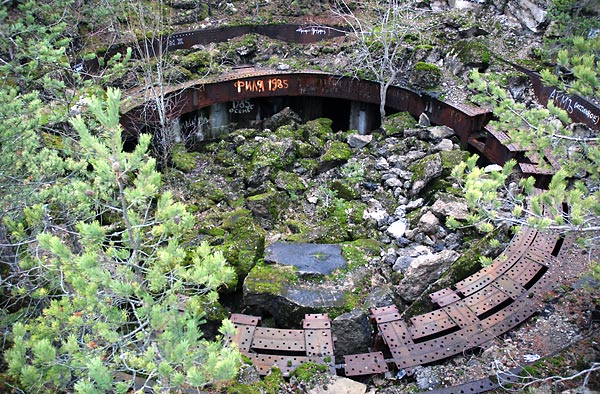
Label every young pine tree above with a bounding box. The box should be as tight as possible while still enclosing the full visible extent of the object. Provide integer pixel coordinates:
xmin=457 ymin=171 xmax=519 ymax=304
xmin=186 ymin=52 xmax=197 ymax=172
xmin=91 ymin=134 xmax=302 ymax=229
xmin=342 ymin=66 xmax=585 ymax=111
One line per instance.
xmin=4 ymin=88 xmax=240 ymax=394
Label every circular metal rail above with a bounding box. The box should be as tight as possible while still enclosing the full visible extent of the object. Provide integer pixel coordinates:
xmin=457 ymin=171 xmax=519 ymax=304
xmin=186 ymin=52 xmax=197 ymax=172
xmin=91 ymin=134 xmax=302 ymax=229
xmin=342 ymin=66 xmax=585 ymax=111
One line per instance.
xmin=113 ymin=23 xmax=600 ymax=393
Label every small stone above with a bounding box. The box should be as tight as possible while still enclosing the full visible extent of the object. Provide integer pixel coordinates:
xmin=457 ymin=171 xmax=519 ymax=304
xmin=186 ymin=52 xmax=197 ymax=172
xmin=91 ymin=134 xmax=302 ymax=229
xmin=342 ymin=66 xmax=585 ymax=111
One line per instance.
xmin=385 ymin=177 xmax=403 ymax=188
xmin=347 ymin=133 xmax=373 ymax=149
xmin=419 ymin=211 xmax=440 ymax=235
xmin=431 ymin=196 xmax=469 ymax=220
xmin=310 ymin=376 xmax=366 ymax=394
xmin=277 ymin=63 xmax=290 ymax=71
xmin=363 ymin=198 xmax=390 ymax=227
xmin=432 ymin=138 xmax=454 ymax=152
xmin=387 ymin=219 xmax=408 ymax=238
xmin=427 ymin=125 xmax=455 ymax=142
xmin=374 ymin=157 xmax=390 ymax=171
xmin=418 ymin=113 xmax=431 ymax=127
xmin=406 ymin=198 xmax=424 ymax=211
xmin=484 ymin=164 xmax=503 ymax=173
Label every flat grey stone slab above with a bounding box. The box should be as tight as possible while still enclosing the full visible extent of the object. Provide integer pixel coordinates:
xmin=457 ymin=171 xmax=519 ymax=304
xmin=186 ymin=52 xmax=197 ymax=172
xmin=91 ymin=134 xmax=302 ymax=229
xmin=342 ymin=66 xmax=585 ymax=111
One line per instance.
xmin=264 ymin=242 xmax=346 ymax=275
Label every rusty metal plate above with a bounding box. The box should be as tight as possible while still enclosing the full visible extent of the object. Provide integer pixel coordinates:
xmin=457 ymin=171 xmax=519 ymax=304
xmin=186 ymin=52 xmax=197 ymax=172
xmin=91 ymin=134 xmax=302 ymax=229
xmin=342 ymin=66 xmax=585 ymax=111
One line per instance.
xmin=303 ymin=313 xmax=331 ymax=329
xmin=251 ymin=327 xmax=306 ymax=352
xmin=454 ymin=271 xmax=494 ymax=297
xmin=370 ymin=305 xmax=402 ymax=324
xmin=377 ymin=319 xmax=413 ymax=349
xmin=304 ymin=329 xmax=334 ymax=357
xmin=226 ymin=313 xmax=261 ymax=351
xmin=344 ymin=352 xmax=389 ymax=376
xmin=494 ymin=276 xmax=526 ymax=299
xmin=503 ymin=227 xmax=537 ymax=257
xmin=429 ymin=288 xmax=461 ymax=307
xmin=409 ymin=309 xmax=458 ymax=340
xmin=230 ymin=313 xmax=261 ymax=326
xmin=230 ymin=324 xmax=259 ymax=353
xmin=425 ymin=367 xmax=523 ymax=394
xmin=479 ymin=297 xmax=536 ymax=331
xmin=485 ymin=126 xmax=523 ymax=153
xmin=461 ymin=284 xmax=510 ymax=318
xmin=444 ymin=303 xmax=480 ymax=328
xmin=519 ymin=162 xmax=555 ymax=176
xmin=530 ymin=232 xmax=559 ymax=255
xmin=506 ymin=257 xmax=547 ymax=288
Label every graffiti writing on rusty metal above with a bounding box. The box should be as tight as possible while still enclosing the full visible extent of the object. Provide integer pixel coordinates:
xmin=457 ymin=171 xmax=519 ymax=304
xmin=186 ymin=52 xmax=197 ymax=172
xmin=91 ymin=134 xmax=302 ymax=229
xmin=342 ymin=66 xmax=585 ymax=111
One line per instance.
xmin=229 ymin=100 xmax=254 ymax=114
xmin=234 ymin=78 xmax=289 ymax=93
xmin=167 ymin=37 xmax=184 ymax=47
xmin=548 ymin=88 xmax=599 ymax=125
xmin=296 ymin=27 xmax=327 ymax=35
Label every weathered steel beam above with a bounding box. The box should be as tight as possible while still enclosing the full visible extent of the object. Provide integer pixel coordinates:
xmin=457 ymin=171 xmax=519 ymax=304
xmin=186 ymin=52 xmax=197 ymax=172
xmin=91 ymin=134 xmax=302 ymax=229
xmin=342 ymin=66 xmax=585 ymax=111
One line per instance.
xmin=511 ymin=63 xmax=600 ymax=131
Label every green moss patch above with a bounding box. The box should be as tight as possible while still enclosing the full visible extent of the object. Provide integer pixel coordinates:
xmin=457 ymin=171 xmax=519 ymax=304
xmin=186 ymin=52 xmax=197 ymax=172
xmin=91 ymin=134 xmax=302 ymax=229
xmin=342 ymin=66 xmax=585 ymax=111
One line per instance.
xmin=244 ymin=263 xmax=298 ymax=294
xmin=381 ymin=111 xmax=416 ymax=137
xmin=171 ymin=143 xmax=198 ymax=172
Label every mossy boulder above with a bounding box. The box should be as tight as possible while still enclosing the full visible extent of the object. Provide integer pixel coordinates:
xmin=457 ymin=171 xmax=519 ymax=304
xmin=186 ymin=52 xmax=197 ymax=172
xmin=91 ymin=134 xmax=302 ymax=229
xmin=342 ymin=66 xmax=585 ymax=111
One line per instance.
xmin=414 ymin=150 xmax=470 ymax=199
xmin=171 ymin=143 xmax=198 ymax=172
xmin=274 ymin=123 xmax=304 ymax=140
xmin=410 ymin=61 xmax=442 ymax=89
xmin=274 ymin=171 xmax=307 ymax=193
xmin=381 ymin=111 xmax=416 ymax=137
xmin=190 ymin=178 xmax=226 ymax=203
xmin=213 ymin=140 xmax=238 ymax=167
xmin=246 ymin=190 xmax=290 ymax=220
xmin=328 ymin=179 xmax=359 ymax=200
xmin=295 ymin=140 xmax=320 ymax=158
xmin=244 ymin=263 xmax=298 ymax=296
xmin=409 ymin=153 xmax=443 ymax=195
xmin=454 ymin=38 xmax=491 ymax=70
xmin=318 ymin=140 xmax=352 ymax=172
xmin=216 ymin=209 xmax=266 ymax=289
xmin=304 ymin=117 xmax=334 ymax=139
xmin=440 ymin=149 xmax=470 ymax=177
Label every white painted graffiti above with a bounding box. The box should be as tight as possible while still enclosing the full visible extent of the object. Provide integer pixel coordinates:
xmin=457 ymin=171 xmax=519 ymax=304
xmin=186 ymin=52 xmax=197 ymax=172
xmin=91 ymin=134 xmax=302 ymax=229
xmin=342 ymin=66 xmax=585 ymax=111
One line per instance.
xmin=167 ymin=37 xmax=185 ymax=47
xmin=296 ymin=27 xmax=327 ymax=35
xmin=548 ymin=88 xmax=600 ymax=125
xmin=574 ymin=102 xmax=600 ymax=124
xmin=229 ymin=100 xmax=254 ymax=114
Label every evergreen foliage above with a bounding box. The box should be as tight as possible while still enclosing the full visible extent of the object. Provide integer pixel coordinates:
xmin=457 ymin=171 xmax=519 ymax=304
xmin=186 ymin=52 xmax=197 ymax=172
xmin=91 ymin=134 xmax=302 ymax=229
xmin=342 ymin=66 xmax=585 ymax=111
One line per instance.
xmin=1 ymin=2 xmax=241 ymax=390
xmin=453 ymin=35 xmax=600 ymax=246
xmin=2 ymin=89 xmax=240 ymax=393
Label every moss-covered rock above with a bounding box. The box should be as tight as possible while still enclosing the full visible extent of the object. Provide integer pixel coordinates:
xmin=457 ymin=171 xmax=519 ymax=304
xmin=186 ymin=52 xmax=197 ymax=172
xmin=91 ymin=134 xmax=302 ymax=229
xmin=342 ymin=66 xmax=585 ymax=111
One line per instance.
xmin=274 ymin=123 xmax=304 ymax=140
xmin=381 ymin=111 xmax=416 ymax=137
xmin=216 ymin=209 xmax=266 ymax=289
xmin=410 ymin=61 xmax=442 ymax=89
xmin=171 ymin=143 xmax=198 ymax=172
xmin=328 ymin=179 xmax=359 ymax=200
xmin=274 ymin=171 xmax=307 ymax=193
xmin=410 ymin=152 xmax=443 ymax=195
xmin=295 ymin=140 xmax=321 ymax=158
xmin=244 ymin=262 xmax=298 ymax=295
xmin=318 ymin=140 xmax=352 ymax=172
xmin=190 ymin=178 xmax=226 ymax=203
xmin=440 ymin=149 xmax=470 ymax=177
xmin=454 ymin=38 xmax=491 ymax=69
xmin=304 ymin=117 xmax=334 ymax=139
xmin=246 ymin=190 xmax=290 ymax=220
